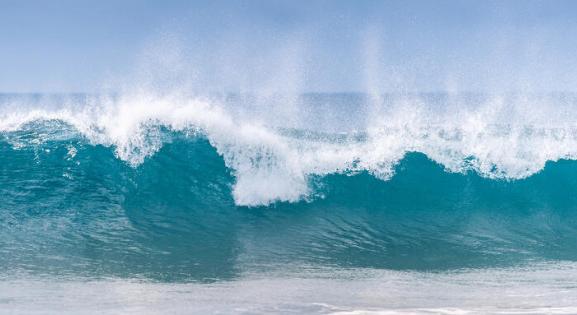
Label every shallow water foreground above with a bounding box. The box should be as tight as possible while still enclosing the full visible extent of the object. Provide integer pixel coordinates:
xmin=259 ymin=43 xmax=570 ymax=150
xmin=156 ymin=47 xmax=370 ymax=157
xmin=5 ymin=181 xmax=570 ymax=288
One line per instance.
xmin=2 ymin=263 xmax=577 ymax=315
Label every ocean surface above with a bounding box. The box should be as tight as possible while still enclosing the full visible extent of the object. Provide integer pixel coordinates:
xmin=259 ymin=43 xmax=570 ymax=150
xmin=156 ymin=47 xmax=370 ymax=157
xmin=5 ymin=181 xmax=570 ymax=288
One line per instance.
xmin=3 ymin=92 xmax=577 ymax=314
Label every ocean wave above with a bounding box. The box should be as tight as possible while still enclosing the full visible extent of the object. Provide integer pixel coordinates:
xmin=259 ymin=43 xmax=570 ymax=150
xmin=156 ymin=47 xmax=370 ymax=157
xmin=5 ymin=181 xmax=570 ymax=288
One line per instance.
xmin=3 ymin=126 xmax=577 ymax=279
xmin=3 ymin=93 xmax=577 ymax=206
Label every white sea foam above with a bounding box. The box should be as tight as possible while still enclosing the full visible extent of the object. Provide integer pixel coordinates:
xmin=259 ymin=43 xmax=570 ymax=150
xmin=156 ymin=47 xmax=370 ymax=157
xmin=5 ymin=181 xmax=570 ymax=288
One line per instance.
xmin=2 ymin=92 xmax=577 ymax=206
xmin=2 ymin=262 xmax=577 ymax=314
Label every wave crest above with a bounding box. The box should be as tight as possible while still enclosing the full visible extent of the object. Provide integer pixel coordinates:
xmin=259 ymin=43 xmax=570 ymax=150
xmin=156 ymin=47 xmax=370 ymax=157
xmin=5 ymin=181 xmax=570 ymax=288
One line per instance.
xmin=3 ymin=93 xmax=577 ymax=206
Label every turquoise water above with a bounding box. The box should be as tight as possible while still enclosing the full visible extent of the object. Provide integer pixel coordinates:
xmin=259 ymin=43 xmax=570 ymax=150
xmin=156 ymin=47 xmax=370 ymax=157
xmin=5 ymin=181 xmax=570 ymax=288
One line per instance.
xmin=3 ymin=93 xmax=577 ymax=313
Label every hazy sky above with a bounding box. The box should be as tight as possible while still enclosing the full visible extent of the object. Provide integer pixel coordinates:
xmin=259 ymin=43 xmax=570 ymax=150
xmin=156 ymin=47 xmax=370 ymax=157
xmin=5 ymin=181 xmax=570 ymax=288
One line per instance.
xmin=2 ymin=0 xmax=577 ymax=93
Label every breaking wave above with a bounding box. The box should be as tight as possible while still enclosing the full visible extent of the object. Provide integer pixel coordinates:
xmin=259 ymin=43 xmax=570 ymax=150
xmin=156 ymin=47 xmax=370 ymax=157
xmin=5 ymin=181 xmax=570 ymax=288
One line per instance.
xmin=3 ymin=92 xmax=577 ymax=206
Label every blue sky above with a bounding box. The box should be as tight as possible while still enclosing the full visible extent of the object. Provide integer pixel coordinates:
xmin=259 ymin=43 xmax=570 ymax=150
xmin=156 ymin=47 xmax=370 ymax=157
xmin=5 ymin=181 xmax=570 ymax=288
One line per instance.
xmin=2 ymin=0 xmax=577 ymax=93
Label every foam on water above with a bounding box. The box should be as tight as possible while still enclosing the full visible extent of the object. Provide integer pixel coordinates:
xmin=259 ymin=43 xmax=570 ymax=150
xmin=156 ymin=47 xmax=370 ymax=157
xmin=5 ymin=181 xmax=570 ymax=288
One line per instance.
xmin=2 ymin=92 xmax=577 ymax=206
xmin=2 ymin=262 xmax=577 ymax=315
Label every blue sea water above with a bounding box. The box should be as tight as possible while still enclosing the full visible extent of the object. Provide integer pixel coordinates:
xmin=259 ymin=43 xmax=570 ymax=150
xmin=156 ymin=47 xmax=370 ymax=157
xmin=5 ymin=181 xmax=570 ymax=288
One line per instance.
xmin=3 ymin=93 xmax=577 ymax=313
